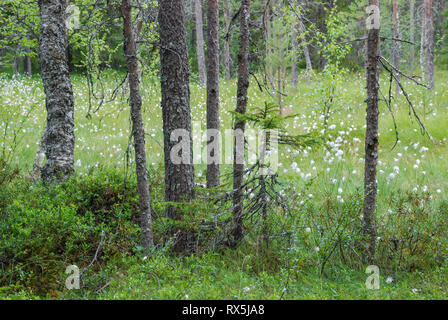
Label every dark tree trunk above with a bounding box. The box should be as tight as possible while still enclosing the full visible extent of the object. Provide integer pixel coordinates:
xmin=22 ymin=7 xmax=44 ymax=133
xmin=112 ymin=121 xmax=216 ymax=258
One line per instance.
xmin=425 ymin=0 xmax=434 ymax=89
xmin=363 ymin=0 xmax=380 ymax=262
xmin=194 ymin=0 xmax=206 ymax=86
xmin=38 ymin=0 xmax=75 ymax=183
xmin=232 ymin=0 xmax=250 ymax=245
xmin=122 ymin=0 xmax=154 ymax=250
xmin=206 ymin=0 xmax=220 ymax=188
xmin=158 ymin=0 xmax=195 ymax=251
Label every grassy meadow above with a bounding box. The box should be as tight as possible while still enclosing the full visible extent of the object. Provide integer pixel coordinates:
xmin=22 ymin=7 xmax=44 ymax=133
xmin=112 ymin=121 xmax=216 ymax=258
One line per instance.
xmin=0 ymin=69 xmax=447 ymax=299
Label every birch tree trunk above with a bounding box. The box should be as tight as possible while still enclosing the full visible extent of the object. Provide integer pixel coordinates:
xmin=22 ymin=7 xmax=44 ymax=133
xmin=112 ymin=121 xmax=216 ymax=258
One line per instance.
xmin=206 ymin=0 xmax=220 ymax=188
xmin=424 ymin=0 xmax=434 ymax=89
xmin=38 ymin=0 xmax=75 ymax=183
xmin=291 ymin=22 xmax=298 ymax=88
xmin=159 ymin=0 xmax=195 ymax=252
xmin=392 ymin=0 xmax=400 ymax=95
xmin=232 ymin=0 xmax=250 ymax=246
xmin=363 ymin=0 xmax=380 ymax=262
xmin=223 ymin=0 xmax=231 ymax=82
xmin=264 ymin=0 xmax=274 ymax=92
xmin=194 ymin=0 xmax=206 ymax=86
xmin=299 ymin=19 xmax=313 ymax=74
xmin=31 ymin=128 xmax=46 ymax=181
xmin=122 ymin=0 xmax=154 ymax=250
xmin=420 ymin=3 xmax=426 ymax=81
xmin=410 ymin=0 xmax=415 ymax=66
xmin=24 ymin=47 xmax=32 ymax=77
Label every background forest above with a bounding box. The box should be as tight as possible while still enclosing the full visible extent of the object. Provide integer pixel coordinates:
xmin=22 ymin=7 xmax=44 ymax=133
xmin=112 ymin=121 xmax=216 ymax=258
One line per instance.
xmin=0 ymin=0 xmax=447 ymax=300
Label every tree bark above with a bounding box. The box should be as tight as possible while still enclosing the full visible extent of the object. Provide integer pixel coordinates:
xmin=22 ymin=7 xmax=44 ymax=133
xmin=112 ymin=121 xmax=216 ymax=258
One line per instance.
xmin=194 ymin=0 xmax=206 ymax=86
xmin=410 ymin=0 xmax=415 ymax=66
xmin=223 ymin=0 xmax=231 ymax=82
xmin=264 ymin=0 xmax=274 ymax=92
xmin=392 ymin=0 xmax=400 ymax=95
xmin=420 ymin=2 xmax=426 ymax=81
xmin=159 ymin=0 xmax=195 ymax=251
xmin=291 ymin=22 xmax=298 ymax=88
xmin=363 ymin=0 xmax=380 ymax=262
xmin=31 ymin=128 xmax=46 ymax=181
xmin=424 ymin=0 xmax=434 ymax=89
xmin=299 ymin=18 xmax=313 ymax=74
xmin=232 ymin=0 xmax=250 ymax=246
xmin=206 ymin=0 xmax=220 ymax=188
xmin=24 ymin=47 xmax=32 ymax=77
xmin=122 ymin=0 xmax=154 ymax=250
xmin=38 ymin=0 xmax=75 ymax=183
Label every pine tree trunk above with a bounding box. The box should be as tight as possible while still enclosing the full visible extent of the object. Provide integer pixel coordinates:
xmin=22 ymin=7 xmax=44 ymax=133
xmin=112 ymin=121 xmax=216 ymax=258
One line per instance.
xmin=122 ymin=0 xmax=154 ymax=250
xmin=425 ymin=0 xmax=434 ymax=89
xmin=38 ymin=0 xmax=75 ymax=183
xmin=206 ymin=0 xmax=220 ymax=188
xmin=232 ymin=0 xmax=250 ymax=246
xmin=194 ymin=0 xmax=206 ymax=86
xmin=363 ymin=0 xmax=380 ymax=262
xmin=159 ymin=0 xmax=195 ymax=252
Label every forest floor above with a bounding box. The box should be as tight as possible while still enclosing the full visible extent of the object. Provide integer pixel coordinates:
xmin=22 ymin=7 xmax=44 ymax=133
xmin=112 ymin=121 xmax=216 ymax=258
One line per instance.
xmin=0 ymin=70 xmax=447 ymax=299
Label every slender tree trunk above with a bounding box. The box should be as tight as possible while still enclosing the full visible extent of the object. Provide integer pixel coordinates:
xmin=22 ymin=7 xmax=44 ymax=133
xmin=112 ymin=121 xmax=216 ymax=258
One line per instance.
xmin=425 ymin=0 xmax=434 ymax=89
xmin=264 ymin=0 xmax=274 ymax=92
xmin=299 ymin=19 xmax=313 ymax=74
xmin=223 ymin=0 xmax=231 ymax=82
xmin=410 ymin=0 xmax=415 ymax=66
xmin=291 ymin=22 xmax=298 ymax=88
xmin=232 ymin=0 xmax=250 ymax=246
xmin=31 ymin=127 xmax=46 ymax=181
xmin=24 ymin=47 xmax=32 ymax=77
xmin=420 ymin=4 xmax=426 ymax=81
xmin=392 ymin=0 xmax=400 ymax=95
xmin=38 ymin=0 xmax=75 ymax=183
xmin=122 ymin=0 xmax=154 ymax=250
xmin=159 ymin=0 xmax=195 ymax=252
xmin=194 ymin=0 xmax=206 ymax=86
xmin=363 ymin=0 xmax=380 ymax=262
xmin=13 ymin=51 xmax=19 ymax=74
xmin=206 ymin=0 xmax=220 ymax=188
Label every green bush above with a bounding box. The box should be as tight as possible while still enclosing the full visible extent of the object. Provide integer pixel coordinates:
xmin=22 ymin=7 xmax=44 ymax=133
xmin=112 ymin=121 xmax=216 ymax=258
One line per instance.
xmin=0 ymin=167 xmax=142 ymax=297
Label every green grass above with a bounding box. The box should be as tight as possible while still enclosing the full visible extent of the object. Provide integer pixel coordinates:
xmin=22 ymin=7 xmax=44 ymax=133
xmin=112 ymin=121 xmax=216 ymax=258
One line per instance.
xmin=0 ymin=69 xmax=447 ymax=299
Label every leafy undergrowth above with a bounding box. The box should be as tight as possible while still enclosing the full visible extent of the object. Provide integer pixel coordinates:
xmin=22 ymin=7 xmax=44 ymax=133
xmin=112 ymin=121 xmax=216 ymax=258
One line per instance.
xmin=1 ymin=162 xmax=447 ymax=300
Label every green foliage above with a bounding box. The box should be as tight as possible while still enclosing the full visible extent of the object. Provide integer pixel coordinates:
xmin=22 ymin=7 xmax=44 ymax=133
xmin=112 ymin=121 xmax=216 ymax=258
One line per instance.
xmin=313 ymin=7 xmax=351 ymax=131
xmin=0 ymin=167 xmax=141 ymax=297
xmin=376 ymin=192 xmax=448 ymax=272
